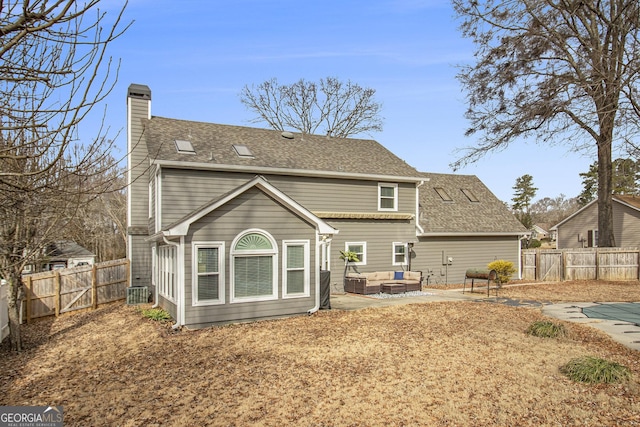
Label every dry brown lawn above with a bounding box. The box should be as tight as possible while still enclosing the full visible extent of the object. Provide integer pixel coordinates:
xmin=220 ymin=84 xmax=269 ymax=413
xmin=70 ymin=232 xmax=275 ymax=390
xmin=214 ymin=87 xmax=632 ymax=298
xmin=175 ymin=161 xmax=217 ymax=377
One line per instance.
xmin=1 ymin=281 xmax=640 ymax=426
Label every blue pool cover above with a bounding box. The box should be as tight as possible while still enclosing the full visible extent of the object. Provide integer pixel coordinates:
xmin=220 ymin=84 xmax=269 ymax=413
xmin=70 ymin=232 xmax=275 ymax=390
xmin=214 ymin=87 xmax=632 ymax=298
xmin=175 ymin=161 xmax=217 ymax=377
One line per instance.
xmin=582 ymin=303 xmax=640 ymax=325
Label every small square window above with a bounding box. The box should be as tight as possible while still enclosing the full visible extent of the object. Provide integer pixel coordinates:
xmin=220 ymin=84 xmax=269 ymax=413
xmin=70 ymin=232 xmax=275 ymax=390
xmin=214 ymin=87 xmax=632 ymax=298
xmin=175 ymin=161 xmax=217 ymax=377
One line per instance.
xmin=345 ymin=242 xmax=366 ymax=266
xmin=378 ymin=183 xmax=398 ymax=211
xmin=392 ymin=242 xmax=408 ymax=266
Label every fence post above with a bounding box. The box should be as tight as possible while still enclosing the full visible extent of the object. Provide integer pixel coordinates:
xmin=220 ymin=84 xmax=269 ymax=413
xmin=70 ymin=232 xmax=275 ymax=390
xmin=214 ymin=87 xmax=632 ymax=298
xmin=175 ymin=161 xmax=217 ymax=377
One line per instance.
xmin=92 ymin=264 xmax=98 ymax=310
xmin=595 ymin=248 xmax=600 ymax=280
xmin=25 ymin=275 xmax=32 ymax=324
xmin=54 ymin=271 xmax=61 ymax=317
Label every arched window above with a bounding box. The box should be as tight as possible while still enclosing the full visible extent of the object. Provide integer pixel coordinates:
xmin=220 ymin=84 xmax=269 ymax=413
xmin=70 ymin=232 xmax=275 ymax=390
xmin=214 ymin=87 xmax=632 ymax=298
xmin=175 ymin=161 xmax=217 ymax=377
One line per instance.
xmin=231 ymin=229 xmax=278 ymax=302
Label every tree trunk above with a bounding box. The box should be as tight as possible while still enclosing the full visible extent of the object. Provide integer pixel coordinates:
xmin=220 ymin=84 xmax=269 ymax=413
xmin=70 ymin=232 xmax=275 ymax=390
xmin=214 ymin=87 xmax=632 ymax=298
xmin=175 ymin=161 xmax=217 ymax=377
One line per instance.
xmin=597 ymin=137 xmax=616 ymax=247
xmin=6 ymin=272 xmax=23 ymax=352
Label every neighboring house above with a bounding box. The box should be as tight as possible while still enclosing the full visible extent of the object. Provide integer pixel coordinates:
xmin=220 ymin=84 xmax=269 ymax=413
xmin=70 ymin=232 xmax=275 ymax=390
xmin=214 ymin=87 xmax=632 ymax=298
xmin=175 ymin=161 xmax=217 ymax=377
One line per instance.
xmin=552 ymin=195 xmax=640 ymax=248
xmin=126 ymin=84 xmax=529 ymax=328
xmin=531 ymin=224 xmax=549 ymax=241
xmin=42 ymin=241 xmax=96 ymax=271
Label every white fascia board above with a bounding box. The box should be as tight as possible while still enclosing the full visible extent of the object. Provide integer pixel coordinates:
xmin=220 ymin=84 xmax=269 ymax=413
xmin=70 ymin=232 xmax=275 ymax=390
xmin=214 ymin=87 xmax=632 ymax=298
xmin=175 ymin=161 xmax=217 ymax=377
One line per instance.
xmin=151 ymin=159 xmax=425 ymax=184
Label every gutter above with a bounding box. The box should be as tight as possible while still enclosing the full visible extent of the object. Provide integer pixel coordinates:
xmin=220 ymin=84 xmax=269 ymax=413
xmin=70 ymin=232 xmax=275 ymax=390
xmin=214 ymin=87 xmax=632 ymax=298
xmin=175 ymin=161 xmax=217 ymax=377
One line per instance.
xmin=162 ymin=235 xmax=183 ymax=330
xmin=418 ymin=231 xmax=530 ymax=237
xmin=151 ymin=159 xmax=425 ymax=184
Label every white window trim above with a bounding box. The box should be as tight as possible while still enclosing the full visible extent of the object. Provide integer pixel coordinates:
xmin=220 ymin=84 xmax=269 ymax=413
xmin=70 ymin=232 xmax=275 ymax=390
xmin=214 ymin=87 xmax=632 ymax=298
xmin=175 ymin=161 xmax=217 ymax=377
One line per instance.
xmin=282 ymin=240 xmax=310 ymax=299
xmin=345 ymin=242 xmax=367 ymax=266
xmin=192 ymin=241 xmax=225 ymax=306
xmin=230 ymin=229 xmax=279 ymax=303
xmin=378 ymin=183 xmax=398 ymax=211
xmin=392 ymin=242 xmax=408 ymax=266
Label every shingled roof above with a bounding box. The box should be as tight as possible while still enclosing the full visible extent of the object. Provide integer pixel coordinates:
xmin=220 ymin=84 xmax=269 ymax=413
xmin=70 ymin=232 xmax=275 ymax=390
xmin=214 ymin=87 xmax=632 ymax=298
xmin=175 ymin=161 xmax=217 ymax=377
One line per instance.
xmin=614 ymin=194 xmax=640 ymax=210
xmin=143 ymin=117 xmax=423 ymax=180
xmin=418 ymin=173 xmax=528 ymax=235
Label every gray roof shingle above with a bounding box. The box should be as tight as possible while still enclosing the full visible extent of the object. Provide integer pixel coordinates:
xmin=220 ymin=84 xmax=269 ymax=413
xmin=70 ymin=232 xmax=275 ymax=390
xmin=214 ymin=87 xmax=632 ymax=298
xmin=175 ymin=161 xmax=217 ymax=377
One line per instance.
xmin=143 ymin=117 xmax=422 ymax=179
xmin=418 ymin=173 xmax=528 ymax=234
xmin=142 ymin=117 xmax=526 ymax=235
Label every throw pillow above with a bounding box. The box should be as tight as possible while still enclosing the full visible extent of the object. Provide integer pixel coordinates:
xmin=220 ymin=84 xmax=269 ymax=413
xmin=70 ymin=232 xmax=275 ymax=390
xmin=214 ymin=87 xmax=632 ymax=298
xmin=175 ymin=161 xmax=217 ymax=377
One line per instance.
xmin=394 ymin=271 xmax=404 ymax=280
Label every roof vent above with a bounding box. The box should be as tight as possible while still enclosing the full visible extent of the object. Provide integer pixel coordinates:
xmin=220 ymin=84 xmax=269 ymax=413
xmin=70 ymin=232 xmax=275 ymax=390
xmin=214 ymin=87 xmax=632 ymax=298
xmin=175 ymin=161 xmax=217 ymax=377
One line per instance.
xmin=281 ymin=131 xmax=294 ymax=139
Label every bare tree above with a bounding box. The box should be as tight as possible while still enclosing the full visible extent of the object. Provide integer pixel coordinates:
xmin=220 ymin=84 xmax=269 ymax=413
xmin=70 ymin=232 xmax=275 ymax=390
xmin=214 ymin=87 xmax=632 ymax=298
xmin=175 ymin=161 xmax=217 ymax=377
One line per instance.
xmin=62 ymin=156 xmax=127 ymax=262
xmin=451 ymin=0 xmax=640 ymax=247
xmin=0 ymin=1 xmax=130 ymax=351
xmin=239 ymin=77 xmax=384 ymax=138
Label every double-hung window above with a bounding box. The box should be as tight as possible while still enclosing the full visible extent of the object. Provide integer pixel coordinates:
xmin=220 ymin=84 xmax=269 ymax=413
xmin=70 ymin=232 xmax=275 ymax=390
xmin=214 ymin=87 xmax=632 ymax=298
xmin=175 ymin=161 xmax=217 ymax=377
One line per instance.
xmin=283 ymin=240 xmax=310 ymax=298
xmin=231 ymin=230 xmax=278 ymax=303
xmin=392 ymin=242 xmax=408 ymax=266
xmin=378 ymin=183 xmax=398 ymax=211
xmin=193 ymin=242 xmax=225 ymax=305
xmin=345 ymin=242 xmax=366 ymax=266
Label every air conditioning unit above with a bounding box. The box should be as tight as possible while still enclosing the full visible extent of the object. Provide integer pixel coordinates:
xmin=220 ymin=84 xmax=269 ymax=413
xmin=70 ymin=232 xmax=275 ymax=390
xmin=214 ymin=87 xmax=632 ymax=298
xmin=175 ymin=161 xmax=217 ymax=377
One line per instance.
xmin=126 ymin=286 xmax=149 ymax=305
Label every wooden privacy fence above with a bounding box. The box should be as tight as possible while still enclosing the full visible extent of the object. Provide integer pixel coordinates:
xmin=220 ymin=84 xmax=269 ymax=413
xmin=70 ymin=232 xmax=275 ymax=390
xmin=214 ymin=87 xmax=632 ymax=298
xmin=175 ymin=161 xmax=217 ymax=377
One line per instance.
xmin=23 ymin=258 xmax=130 ymax=322
xmin=522 ymin=248 xmax=640 ymax=281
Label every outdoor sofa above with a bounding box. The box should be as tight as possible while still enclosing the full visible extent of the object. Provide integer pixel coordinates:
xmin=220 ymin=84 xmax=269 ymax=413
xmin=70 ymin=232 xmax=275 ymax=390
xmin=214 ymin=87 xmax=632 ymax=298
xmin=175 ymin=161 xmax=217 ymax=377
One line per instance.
xmin=343 ymin=271 xmax=422 ymax=295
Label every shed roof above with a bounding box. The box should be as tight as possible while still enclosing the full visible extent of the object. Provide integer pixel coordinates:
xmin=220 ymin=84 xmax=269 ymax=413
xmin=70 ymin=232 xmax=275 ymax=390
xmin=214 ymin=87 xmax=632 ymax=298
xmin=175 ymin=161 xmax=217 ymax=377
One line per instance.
xmin=143 ymin=117 xmax=423 ymax=181
xmin=418 ymin=173 xmax=528 ymax=235
xmin=46 ymin=241 xmax=95 ymax=260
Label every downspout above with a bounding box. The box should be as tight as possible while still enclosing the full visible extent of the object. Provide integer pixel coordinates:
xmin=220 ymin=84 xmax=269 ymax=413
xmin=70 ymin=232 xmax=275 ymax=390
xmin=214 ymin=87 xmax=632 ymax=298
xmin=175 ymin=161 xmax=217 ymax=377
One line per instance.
xmin=415 ymin=180 xmax=425 ymax=235
xmin=517 ymin=233 xmax=529 ymax=280
xmin=163 ymin=235 xmax=182 ymax=330
xmin=307 ymin=231 xmax=323 ymax=315
xmin=152 ymin=243 xmax=159 ymax=308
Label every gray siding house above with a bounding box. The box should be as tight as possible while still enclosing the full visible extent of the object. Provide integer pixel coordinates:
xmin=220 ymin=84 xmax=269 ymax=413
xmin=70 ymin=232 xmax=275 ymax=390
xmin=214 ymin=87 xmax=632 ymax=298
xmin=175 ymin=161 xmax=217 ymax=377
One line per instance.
xmin=415 ymin=173 xmax=528 ymax=284
xmin=126 ymin=84 xmax=528 ymax=328
xmin=552 ymin=195 xmax=640 ymax=248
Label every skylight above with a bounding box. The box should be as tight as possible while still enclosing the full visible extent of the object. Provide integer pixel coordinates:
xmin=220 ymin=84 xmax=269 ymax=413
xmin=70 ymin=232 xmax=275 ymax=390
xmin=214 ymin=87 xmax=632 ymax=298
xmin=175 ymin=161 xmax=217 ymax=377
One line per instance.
xmin=461 ymin=188 xmax=479 ymax=202
xmin=175 ymin=139 xmax=195 ymax=154
xmin=434 ymin=187 xmax=453 ymax=202
xmin=233 ymin=144 xmax=254 ymax=158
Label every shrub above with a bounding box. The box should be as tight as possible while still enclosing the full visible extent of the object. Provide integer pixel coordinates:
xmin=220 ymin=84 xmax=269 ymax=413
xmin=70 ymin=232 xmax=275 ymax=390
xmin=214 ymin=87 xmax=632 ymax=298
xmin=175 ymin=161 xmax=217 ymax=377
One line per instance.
xmin=140 ymin=307 xmax=172 ymax=322
xmin=560 ymin=356 xmax=631 ymax=384
xmin=487 ymin=259 xmax=516 ymax=284
xmin=526 ymin=320 xmax=566 ymax=338
xmin=528 ymin=239 xmax=542 ymax=248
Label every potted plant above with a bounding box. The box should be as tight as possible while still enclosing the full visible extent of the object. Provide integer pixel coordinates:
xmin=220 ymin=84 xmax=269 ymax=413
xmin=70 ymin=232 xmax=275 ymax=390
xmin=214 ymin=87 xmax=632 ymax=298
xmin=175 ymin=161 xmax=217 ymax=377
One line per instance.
xmin=339 ymin=250 xmax=360 ymax=283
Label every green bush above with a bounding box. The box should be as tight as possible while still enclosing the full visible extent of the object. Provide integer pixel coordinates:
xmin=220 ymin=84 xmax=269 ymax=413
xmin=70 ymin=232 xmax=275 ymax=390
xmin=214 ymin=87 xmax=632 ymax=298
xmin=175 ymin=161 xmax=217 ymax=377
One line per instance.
xmin=526 ymin=320 xmax=566 ymax=338
xmin=528 ymin=239 xmax=542 ymax=248
xmin=140 ymin=307 xmax=172 ymax=322
xmin=487 ymin=259 xmax=516 ymax=284
xmin=560 ymin=356 xmax=631 ymax=384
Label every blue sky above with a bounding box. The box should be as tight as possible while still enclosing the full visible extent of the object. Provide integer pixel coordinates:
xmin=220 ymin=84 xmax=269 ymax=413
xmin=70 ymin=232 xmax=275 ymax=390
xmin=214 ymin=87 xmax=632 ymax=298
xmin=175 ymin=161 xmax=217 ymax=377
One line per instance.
xmin=90 ymin=0 xmax=597 ymax=203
